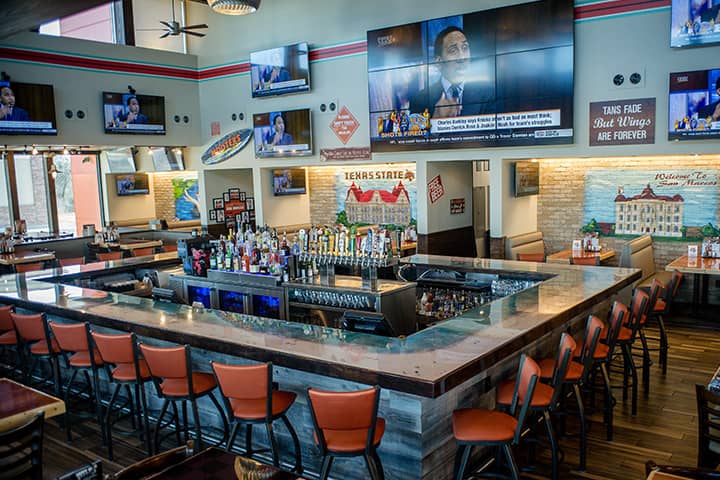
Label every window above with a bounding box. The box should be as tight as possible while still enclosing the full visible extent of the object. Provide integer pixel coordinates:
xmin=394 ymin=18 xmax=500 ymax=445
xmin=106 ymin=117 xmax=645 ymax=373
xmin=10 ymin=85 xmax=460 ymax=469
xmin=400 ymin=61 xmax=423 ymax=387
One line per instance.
xmin=14 ymin=155 xmax=51 ymax=233
xmin=53 ymin=155 xmax=103 ymax=236
xmin=38 ymin=1 xmax=129 ymax=45
xmin=0 ymin=156 xmax=11 ymax=228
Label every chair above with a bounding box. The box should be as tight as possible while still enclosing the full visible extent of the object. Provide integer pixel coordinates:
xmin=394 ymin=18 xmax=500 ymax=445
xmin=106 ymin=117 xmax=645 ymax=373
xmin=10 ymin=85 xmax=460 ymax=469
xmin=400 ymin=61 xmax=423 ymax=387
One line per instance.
xmin=58 ymin=257 xmax=85 ymax=267
xmin=516 ymin=253 xmax=546 ymax=263
xmin=635 ymin=279 xmax=664 ymax=394
xmin=15 ymin=262 xmax=45 ymax=273
xmin=96 ymin=251 xmax=123 ymax=262
xmin=696 ymin=384 xmax=720 ymax=469
xmin=162 ymin=244 xmax=178 ymax=253
xmin=453 ymin=354 xmax=541 ymax=480
xmin=211 ymin=361 xmax=302 ymax=473
xmin=48 ymin=321 xmax=104 ymax=442
xmin=613 ymin=288 xmax=650 ymax=417
xmin=0 ymin=304 xmax=20 ymax=377
xmin=307 ymin=385 xmax=385 ymax=480
xmin=140 ymin=343 xmax=228 ymax=453
xmin=646 ymin=460 xmax=720 ymax=479
xmin=571 ymin=256 xmax=600 ymax=266
xmin=91 ymin=330 xmax=152 ymax=459
xmin=646 ymin=270 xmax=684 ymax=374
xmin=497 ymin=334 xmax=574 ymax=479
xmin=0 ymin=411 xmax=45 ymax=480
xmin=132 ymin=247 xmax=155 ymax=257
xmin=11 ymin=312 xmax=61 ymax=395
xmin=55 ymin=460 xmax=103 ymax=480
xmin=112 ymin=441 xmax=194 ymax=480
xmin=619 ymin=234 xmax=672 ymax=289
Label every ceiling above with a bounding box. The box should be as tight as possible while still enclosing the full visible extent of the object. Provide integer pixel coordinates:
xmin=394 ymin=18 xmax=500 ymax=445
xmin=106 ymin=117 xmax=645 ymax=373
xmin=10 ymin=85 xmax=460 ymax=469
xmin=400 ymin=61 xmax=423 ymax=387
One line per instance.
xmin=0 ymin=0 xmax=209 ymax=40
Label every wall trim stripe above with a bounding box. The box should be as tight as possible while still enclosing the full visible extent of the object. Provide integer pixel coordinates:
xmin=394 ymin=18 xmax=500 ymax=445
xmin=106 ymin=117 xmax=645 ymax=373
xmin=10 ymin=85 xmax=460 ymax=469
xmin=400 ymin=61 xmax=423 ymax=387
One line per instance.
xmin=0 ymin=4 xmax=669 ymax=82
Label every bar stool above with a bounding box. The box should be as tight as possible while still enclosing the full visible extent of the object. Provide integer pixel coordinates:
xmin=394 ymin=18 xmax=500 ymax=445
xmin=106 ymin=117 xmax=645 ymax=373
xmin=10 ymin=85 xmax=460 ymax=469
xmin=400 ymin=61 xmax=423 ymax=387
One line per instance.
xmin=58 ymin=257 xmax=85 ymax=267
xmin=453 ymin=354 xmax=541 ymax=480
xmin=15 ymin=262 xmax=45 ymax=273
xmin=646 ymin=270 xmax=684 ymax=374
xmin=306 ymin=385 xmax=385 ymax=480
xmin=132 ymin=247 xmax=155 ymax=257
xmin=496 ymin=334 xmax=575 ymax=480
xmin=11 ymin=312 xmax=60 ymax=395
xmin=140 ymin=343 xmax=228 ymax=453
xmin=211 ymin=361 xmax=302 ymax=473
xmin=97 ymin=251 xmax=123 ymax=262
xmin=48 ymin=321 xmax=104 ymax=442
xmin=0 ymin=305 xmax=19 ymax=376
xmin=570 ymin=256 xmax=600 ymax=266
xmin=634 ymin=280 xmax=662 ymax=394
xmin=91 ymin=330 xmax=152 ymax=460
xmin=516 ymin=253 xmax=546 ymax=262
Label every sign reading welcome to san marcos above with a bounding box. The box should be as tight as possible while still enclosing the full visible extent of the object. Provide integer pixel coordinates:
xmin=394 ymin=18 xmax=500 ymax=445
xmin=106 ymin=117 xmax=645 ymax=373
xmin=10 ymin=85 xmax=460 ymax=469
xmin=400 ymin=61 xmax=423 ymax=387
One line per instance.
xmin=201 ymin=129 xmax=253 ymax=165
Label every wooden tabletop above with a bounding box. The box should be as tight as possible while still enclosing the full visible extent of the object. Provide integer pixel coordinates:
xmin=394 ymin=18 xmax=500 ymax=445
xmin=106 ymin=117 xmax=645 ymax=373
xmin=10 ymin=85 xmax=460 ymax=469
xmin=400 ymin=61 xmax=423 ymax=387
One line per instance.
xmin=666 ymin=255 xmax=720 ymax=275
xmin=546 ymin=248 xmax=615 ymax=264
xmin=97 ymin=239 xmax=163 ymax=251
xmin=646 ymin=471 xmax=693 ymax=480
xmin=0 ymin=378 xmax=65 ymax=432
xmin=0 ymin=251 xmax=55 ymax=266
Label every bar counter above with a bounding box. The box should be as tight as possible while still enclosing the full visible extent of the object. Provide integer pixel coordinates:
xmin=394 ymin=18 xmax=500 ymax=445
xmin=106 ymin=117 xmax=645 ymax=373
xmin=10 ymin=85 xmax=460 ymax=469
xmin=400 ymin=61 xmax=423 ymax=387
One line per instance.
xmin=0 ymin=254 xmax=641 ymax=479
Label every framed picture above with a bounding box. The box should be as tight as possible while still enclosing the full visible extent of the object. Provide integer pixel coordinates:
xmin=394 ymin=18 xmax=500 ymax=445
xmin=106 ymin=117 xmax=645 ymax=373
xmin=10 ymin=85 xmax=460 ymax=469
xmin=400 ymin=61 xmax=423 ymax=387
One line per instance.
xmin=229 ymin=188 xmax=241 ymax=200
xmin=240 ymin=192 xmax=246 ymax=201
xmin=216 ymin=210 xmax=225 ymax=223
xmin=213 ymin=198 xmax=224 ymax=209
xmin=246 ymin=197 xmax=255 ymax=211
xmin=209 ymin=209 xmax=217 ymax=220
xmin=235 ymin=213 xmax=243 ymax=224
xmin=241 ymin=211 xmax=250 ymax=223
xmin=223 ymin=192 xmax=230 ymax=202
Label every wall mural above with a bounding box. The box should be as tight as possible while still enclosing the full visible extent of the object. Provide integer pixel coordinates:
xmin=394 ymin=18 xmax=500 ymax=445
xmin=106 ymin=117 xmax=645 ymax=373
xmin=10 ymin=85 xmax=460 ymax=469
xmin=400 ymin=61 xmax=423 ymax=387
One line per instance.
xmin=173 ymin=177 xmax=200 ymax=221
xmin=583 ymin=169 xmax=719 ymax=240
xmin=333 ymin=165 xmax=417 ymax=227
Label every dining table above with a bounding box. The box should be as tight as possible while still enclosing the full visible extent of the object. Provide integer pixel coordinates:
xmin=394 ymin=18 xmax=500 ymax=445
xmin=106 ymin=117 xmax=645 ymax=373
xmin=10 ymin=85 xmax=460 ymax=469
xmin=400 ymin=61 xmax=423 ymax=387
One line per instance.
xmin=665 ymin=255 xmax=720 ymax=315
xmin=0 ymin=250 xmax=56 ymax=266
xmin=546 ymin=248 xmax=616 ymax=264
xmin=96 ymin=238 xmax=163 ymax=251
xmin=0 ymin=378 xmax=66 ymax=432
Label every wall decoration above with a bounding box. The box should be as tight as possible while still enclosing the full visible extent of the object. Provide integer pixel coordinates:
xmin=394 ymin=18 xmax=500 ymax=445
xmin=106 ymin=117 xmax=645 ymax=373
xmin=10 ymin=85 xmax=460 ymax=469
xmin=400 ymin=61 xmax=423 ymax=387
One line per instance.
xmin=320 ymin=147 xmax=372 ymax=162
xmin=172 ymin=177 xmax=200 ymax=221
xmin=450 ymin=198 xmax=465 ymax=214
xmin=216 ymin=209 xmax=225 ymax=223
xmin=332 ymin=164 xmax=417 ymax=226
xmin=213 ymin=198 xmax=224 ymax=209
xmin=228 ymin=188 xmax=241 ymax=200
xmin=211 ymin=121 xmax=221 ymax=136
xmin=246 ymin=197 xmax=254 ymax=210
xmin=223 ymin=192 xmax=230 ymax=202
xmin=209 ymin=209 xmax=217 ymax=220
xmin=428 ymin=175 xmax=444 ymax=204
xmin=201 ymin=128 xmax=253 ymax=165
xmin=583 ymin=169 xmax=718 ymax=239
xmin=209 ymin=187 xmax=256 ymax=229
xmin=589 ymin=98 xmax=656 ymax=146
xmin=330 ymin=106 xmax=360 ymax=144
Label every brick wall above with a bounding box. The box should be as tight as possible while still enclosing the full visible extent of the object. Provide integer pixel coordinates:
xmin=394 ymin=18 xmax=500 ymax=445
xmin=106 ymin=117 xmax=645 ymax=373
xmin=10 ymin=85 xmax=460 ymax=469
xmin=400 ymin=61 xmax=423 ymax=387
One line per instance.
xmin=152 ymin=172 xmax=198 ymax=221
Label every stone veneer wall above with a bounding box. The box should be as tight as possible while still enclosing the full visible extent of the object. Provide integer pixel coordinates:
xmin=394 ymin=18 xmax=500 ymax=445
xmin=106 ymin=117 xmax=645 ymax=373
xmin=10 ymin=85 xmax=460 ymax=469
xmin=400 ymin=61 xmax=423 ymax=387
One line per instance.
xmin=152 ymin=171 xmax=198 ymax=221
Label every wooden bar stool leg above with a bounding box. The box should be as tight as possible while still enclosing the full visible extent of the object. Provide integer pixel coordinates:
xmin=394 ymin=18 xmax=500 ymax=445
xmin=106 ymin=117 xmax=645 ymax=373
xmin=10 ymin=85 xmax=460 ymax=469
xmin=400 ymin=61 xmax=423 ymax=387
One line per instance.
xmin=600 ymin=363 xmax=614 ymax=442
xmin=573 ymin=384 xmax=587 ymax=469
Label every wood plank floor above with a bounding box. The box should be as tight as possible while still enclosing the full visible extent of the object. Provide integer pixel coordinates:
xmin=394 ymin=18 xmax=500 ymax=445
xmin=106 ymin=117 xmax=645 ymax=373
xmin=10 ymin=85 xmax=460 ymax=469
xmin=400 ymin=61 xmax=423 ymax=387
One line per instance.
xmin=35 ymin=313 xmax=720 ymax=479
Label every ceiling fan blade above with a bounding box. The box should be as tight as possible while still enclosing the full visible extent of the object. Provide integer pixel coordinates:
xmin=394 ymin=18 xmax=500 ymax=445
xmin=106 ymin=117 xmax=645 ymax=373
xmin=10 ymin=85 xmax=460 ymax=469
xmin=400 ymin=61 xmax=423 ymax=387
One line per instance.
xmin=136 ymin=28 xmax=167 ymax=31
xmin=159 ymin=20 xmax=173 ymax=28
xmin=183 ymin=30 xmax=206 ymax=37
xmin=183 ymin=24 xmax=208 ymax=30
xmin=159 ymin=31 xmax=172 ymax=39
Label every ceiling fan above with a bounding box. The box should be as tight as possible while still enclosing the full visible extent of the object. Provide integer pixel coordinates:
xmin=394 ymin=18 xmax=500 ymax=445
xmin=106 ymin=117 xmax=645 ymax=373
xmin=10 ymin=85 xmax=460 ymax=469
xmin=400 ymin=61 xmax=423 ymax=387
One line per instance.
xmin=138 ymin=0 xmax=208 ymax=38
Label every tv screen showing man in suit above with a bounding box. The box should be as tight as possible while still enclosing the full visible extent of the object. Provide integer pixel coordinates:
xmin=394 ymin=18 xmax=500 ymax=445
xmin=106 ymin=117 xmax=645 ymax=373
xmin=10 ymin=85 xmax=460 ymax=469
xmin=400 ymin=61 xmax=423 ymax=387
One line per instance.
xmin=0 ymin=81 xmax=58 ymax=135
xmin=668 ymin=68 xmax=720 ymax=140
xmin=367 ymin=0 xmax=574 ymax=152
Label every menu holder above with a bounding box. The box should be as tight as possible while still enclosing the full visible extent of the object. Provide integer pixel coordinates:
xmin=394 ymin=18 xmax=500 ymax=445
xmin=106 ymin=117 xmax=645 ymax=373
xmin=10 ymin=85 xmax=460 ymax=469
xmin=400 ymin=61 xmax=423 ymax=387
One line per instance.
xmin=572 ymin=240 xmax=582 ymax=252
xmin=701 ymin=238 xmax=720 ymax=258
xmin=688 ymin=244 xmax=699 ymax=258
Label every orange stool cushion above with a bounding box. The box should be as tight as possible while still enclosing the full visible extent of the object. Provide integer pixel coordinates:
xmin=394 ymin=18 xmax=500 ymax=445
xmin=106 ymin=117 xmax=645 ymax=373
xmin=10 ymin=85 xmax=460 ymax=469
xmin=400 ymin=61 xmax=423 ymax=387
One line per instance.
xmin=573 ymin=342 xmax=609 ymax=360
xmin=496 ymin=378 xmax=554 ymax=407
xmin=68 ymin=349 xmax=104 ymax=367
xmin=112 ymin=360 xmax=151 ymax=381
xmin=653 ymin=299 xmax=666 ymax=312
xmin=30 ymin=338 xmax=60 ymax=355
xmin=315 ymin=418 xmax=386 ymax=453
xmin=600 ymin=326 xmax=632 ymax=342
xmin=0 ymin=330 xmax=17 ymax=345
xmin=160 ymin=372 xmax=216 ymax=397
xmin=453 ymin=409 xmax=517 ymax=442
xmin=539 ymin=358 xmax=584 ymax=381
xmin=230 ymin=390 xmax=296 ymax=420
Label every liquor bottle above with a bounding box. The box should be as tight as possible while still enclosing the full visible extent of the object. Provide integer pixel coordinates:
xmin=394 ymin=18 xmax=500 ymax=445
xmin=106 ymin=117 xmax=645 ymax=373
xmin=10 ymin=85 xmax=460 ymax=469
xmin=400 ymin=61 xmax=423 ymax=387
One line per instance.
xmin=209 ymin=248 xmax=217 ymax=270
xmin=337 ymin=227 xmax=347 ymax=256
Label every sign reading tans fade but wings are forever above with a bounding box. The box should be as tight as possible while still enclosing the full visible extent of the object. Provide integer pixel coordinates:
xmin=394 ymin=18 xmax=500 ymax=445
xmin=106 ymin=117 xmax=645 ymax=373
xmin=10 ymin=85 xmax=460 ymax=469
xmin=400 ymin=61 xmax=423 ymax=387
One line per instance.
xmin=589 ymin=98 xmax=656 ymax=146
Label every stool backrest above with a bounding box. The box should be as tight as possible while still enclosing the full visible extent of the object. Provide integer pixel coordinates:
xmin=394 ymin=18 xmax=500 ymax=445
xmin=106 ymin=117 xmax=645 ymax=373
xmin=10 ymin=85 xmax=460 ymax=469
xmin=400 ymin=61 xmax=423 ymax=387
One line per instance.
xmin=604 ymin=301 xmax=628 ymax=359
xmin=48 ymin=321 xmax=89 ymax=353
xmin=140 ymin=344 xmax=188 ymax=379
xmin=627 ymin=289 xmax=650 ymax=338
xmin=212 ymin=361 xmax=272 ymax=421
xmin=15 ymin=263 xmax=44 ymax=273
xmin=577 ymin=315 xmax=604 ymax=379
xmin=549 ymin=333 xmax=575 ymax=404
xmin=648 ymin=279 xmax=664 ymax=315
xmin=509 ymin=354 xmax=541 ymax=444
xmin=307 ymin=385 xmax=380 ymax=452
xmin=91 ymin=331 xmax=135 ymax=364
xmin=516 ymin=253 xmax=546 ymax=263
xmin=11 ymin=312 xmax=48 ymax=343
xmin=696 ymin=384 xmax=720 ymax=469
xmin=132 ymin=247 xmax=155 ymax=257
xmin=0 ymin=305 xmax=14 ymax=332
xmin=0 ymin=411 xmax=44 ymax=479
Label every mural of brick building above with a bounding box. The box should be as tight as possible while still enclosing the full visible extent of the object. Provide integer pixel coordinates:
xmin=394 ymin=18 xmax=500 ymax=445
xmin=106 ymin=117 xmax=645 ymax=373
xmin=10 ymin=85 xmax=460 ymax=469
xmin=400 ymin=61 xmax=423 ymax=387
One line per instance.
xmin=345 ymin=181 xmax=411 ymax=225
xmin=614 ymin=184 xmax=684 ymax=237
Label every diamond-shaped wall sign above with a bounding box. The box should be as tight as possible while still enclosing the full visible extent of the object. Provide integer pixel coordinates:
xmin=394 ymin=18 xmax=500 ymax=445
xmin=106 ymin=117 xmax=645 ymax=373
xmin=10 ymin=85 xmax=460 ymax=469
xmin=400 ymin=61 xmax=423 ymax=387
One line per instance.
xmin=329 ymin=106 xmax=359 ymax=145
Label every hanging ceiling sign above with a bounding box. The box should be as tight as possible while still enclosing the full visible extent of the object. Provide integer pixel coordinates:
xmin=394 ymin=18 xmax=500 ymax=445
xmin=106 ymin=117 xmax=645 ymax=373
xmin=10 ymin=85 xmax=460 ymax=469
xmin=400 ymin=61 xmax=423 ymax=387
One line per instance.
xmin=201 ymin=128 xmax=252 ymax=165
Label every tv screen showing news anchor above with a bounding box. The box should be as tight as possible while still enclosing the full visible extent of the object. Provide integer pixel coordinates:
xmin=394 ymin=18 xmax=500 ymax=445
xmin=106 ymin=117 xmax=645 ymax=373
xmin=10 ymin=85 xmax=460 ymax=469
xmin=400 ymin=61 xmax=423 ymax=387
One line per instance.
xmin=103 ymin=92 xmax=166 ymax=135
xmin=253 ymin=108 xmax=312 ymax=157
xmin=668 ymin=68 xmax=720 ymax=140
xmin=0 ymin=81 xmax=58 ymax=135
xmin=367 ymin=0 xmax=574 ymax=152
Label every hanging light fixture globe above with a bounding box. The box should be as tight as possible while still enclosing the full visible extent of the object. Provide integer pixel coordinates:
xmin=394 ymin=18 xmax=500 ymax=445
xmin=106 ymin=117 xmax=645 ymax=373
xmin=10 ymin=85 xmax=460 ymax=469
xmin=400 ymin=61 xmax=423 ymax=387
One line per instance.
xmin=208 ymin=0 xmax=260 ymax=15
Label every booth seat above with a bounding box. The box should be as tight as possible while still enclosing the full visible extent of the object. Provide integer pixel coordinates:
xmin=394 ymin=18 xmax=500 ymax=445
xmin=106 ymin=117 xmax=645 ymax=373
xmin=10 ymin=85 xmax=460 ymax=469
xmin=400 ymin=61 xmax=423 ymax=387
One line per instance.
xmin=619 ymin=235 xmax=672 ymax=289
xmin=505 ymin=231 xmax=545 ymax=260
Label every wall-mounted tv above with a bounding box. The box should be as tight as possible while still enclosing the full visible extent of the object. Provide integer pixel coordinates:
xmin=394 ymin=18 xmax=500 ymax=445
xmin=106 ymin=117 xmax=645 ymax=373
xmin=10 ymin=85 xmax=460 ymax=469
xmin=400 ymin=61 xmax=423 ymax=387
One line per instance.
xmin=367 ymin=0 xmax=574 ymax=152
xmin=272 ymin=168 xmax=307 ymax=196
xmin=670 ymin=0 xmax=720 ymax=48
xmin=151 ymin=147 xmax=185 ymax=171
xmin=104 ymin=147 xmax=137 ymax=173
xmin=0 ymin=81 xmax=57 ymax=135
xmin=514 ymin=161 xmax=540 ymax=197
xmin=103 ymin=92 xmax=166 ymax=135
xmin=115 ymin=173 xmax=150 ymax=196
xmin=250 ymin=42 xmax=310 ymax=98
xmin=253 ymin=109 xmax=312 ymax=157
xmin=668 ymin=68 xmax=720 ymax=140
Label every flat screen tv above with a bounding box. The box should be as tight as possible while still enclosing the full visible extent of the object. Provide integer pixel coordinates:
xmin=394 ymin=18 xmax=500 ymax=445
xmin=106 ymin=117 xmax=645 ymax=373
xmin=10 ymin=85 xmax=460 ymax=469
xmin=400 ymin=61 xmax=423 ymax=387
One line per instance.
xmin=103 ymin=92 xmax=166 ymax=134
xmin=514 ymin=161 xmax=540 ymax=197
xmin=272 ymin=168 xmax=307 ymax=196
xmin=253 ymin=109 xmax=312 ymax=157
xmin=115 ymin=173 xmax=150 ymax=196
xmin=0 ymin=81 xmax=57 ymax=135
xmin=367 ymin=0 xmax=574 ymax=152
xmin=250 ymin=42 xmax=310 ymax=98
xmin=151 ymin=147 xmax=185 ymax=171
xmin=668 ymin=68 xmax=720 ymax=140
xmin=670 ymin=0 xmax=720 ymax=48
